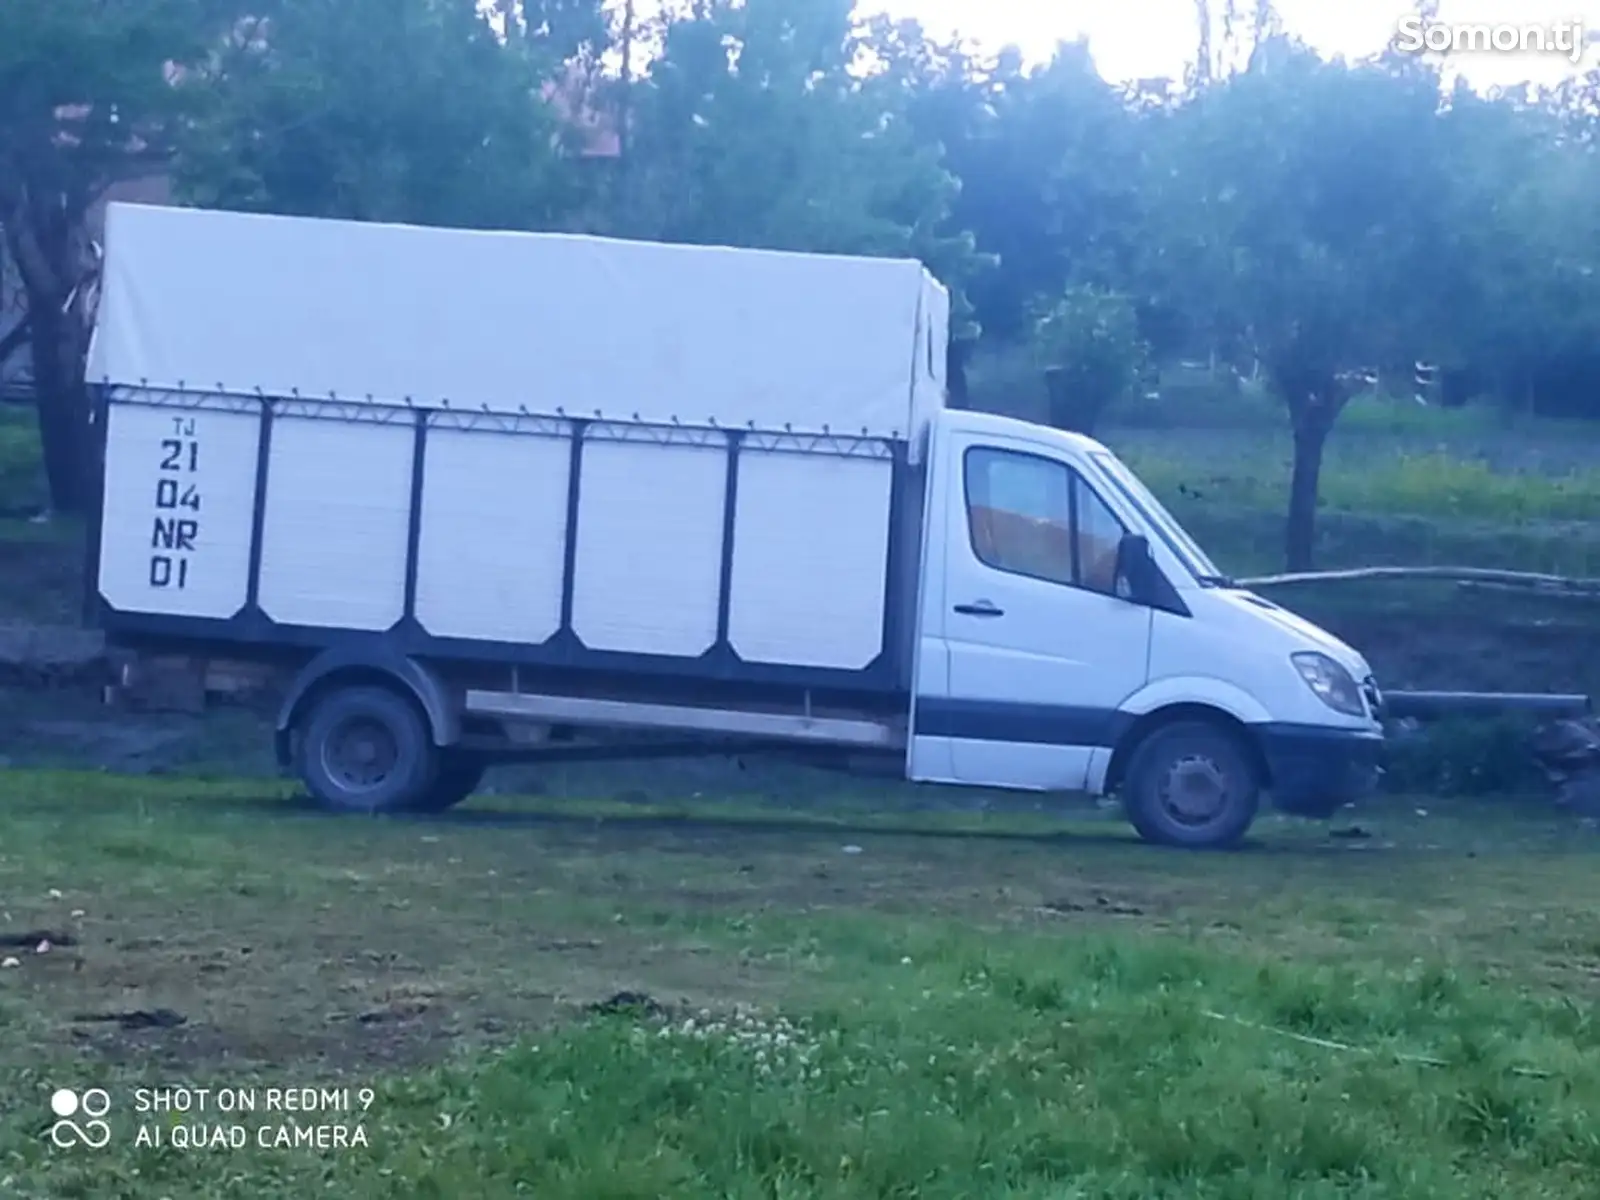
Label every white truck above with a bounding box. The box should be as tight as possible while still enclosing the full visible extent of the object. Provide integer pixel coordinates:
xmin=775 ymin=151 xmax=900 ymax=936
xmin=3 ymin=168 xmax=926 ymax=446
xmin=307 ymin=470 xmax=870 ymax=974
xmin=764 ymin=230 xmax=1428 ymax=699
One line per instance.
xmin=82 ymin=202 xmax=1384 ymax=848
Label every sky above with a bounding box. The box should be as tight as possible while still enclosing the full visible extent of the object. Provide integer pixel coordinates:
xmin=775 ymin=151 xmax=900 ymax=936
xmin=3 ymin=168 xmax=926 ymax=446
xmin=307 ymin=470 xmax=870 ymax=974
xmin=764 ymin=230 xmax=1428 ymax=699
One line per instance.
xmin=866 ymin=0 xmax=1600 ymax=89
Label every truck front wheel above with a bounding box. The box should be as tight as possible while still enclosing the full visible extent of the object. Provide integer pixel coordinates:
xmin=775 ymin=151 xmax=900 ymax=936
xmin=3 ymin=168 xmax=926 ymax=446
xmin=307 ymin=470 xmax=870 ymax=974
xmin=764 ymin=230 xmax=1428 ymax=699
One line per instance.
xmin=1121 ymin=720 xmax=1261 ymax=848
xmin=297 ymin=685 xmax=439 ymax=814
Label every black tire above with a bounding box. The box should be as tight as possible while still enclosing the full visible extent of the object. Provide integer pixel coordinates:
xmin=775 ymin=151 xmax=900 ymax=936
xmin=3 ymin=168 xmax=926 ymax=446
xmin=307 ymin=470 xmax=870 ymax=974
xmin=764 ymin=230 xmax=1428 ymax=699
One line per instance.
xmin=414 ymin=752 xmax=486 ymax=813
xmin=1121 ymin=720 xmax=1261 ymax=848
xmin=296 ymin=685 xmax=439 ymax=814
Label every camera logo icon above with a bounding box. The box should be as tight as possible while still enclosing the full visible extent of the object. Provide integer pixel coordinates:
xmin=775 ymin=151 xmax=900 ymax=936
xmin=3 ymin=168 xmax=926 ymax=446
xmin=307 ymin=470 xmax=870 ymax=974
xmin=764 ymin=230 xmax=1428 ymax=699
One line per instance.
xmin=49 ymin=1088 xmax=112 ymax=1148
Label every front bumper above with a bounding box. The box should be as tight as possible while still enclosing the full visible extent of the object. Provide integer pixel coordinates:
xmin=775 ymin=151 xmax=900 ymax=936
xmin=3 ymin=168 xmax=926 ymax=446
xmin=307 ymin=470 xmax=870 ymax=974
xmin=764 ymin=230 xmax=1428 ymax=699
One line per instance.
xmin=1255 ymin=722 xmax=1383 ymax=819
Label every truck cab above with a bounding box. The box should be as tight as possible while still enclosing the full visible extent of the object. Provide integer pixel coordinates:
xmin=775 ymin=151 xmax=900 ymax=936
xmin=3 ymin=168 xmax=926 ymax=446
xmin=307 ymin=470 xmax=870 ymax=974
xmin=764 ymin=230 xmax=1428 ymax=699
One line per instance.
xmin=908 ymin=409 xmax=1383 ymax=846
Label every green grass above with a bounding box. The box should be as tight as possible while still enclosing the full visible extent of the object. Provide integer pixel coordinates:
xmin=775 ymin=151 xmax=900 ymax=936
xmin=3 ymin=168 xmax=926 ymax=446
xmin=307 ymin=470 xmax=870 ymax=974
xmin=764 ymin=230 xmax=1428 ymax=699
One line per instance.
xmin=1104 ymin=410 xmax=1600 ymax=576
xmin=962 ymin=344 xmax=1600 ymax=576
xmin=1120 ymin=380 xmax=1595 ymax=440
xmin=0 ymin=405 xmax=43 ymax=513
xmin=1122 ymin=443 xmax=1600 ymax=523
xmin=357 ymin=937 xmax=1600 ymax=1200
xmin=4 ymin=770 xmax=1600 ymax=1196
xmin=1165 ymin=502 xmax=1600 ymax=578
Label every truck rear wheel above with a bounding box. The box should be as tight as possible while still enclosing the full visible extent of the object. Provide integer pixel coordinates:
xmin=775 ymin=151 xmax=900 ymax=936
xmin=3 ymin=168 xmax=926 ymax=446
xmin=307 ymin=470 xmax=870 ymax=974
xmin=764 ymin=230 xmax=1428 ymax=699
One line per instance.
xmin=414 ymin=752 xmax=486 ymax=813
xmin=297 ymin=685 xmax=439 ymax=814
xmin=1121 ymin=720 xmax=1260 ymax=848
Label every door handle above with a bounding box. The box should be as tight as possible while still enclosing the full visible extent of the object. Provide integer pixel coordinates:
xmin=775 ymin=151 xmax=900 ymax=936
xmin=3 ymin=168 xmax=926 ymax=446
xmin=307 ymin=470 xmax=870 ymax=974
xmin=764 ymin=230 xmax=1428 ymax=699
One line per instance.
xmin=953 ymin=600 xmax=1004 ymax=617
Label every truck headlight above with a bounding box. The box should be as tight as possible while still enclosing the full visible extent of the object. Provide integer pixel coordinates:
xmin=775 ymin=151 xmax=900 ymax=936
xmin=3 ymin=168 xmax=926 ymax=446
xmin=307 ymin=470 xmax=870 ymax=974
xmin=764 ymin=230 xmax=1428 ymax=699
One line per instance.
xmin=1291 ymin=652 xmax=1366 ymax=717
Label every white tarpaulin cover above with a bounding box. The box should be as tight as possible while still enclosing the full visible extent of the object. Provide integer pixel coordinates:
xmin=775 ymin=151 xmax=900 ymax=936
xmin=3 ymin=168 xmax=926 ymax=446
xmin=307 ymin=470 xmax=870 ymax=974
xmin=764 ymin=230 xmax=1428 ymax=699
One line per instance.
xmin=88 ymin=203 xmax=949 ymax=440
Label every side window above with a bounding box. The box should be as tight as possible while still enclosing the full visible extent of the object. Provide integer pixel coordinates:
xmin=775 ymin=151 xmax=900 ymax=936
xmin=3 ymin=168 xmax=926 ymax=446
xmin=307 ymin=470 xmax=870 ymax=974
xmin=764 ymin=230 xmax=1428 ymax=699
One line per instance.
xmin=1073 ymin=476 xmax=1125 ymax=595
xmin=963 ymin=447 xmax=1126 ymax=592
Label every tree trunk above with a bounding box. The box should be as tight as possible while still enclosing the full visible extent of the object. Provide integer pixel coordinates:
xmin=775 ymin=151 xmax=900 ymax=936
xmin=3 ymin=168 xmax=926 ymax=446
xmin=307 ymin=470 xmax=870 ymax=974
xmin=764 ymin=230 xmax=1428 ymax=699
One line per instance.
xmin=6 ymin=194 xmax=94 ymax=514
xmin=28 ymin=303 xmax=92 ymax=515
xmin=1275 ymin=361 xmax=1346 ymax=573
xmin=1044 ymin=367 xmax=1112 ymax=434
xmin=946 ymin=338 xmax=970 ymax=408
xmin=1285 ymin=419 xmax=1326 ymax=572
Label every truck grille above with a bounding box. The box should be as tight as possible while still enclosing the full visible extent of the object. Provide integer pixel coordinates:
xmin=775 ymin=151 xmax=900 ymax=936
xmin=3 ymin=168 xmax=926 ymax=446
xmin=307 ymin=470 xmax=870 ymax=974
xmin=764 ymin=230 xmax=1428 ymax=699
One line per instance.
xmin=1362 ymin=677 xmax=1383 ymax=719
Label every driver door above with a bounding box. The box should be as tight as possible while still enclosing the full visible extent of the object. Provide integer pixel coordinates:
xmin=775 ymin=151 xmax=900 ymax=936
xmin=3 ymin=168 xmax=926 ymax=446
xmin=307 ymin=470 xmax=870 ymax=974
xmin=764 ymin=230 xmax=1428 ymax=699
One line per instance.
xmin=919 ymin=432 xmax=1153 ymax=791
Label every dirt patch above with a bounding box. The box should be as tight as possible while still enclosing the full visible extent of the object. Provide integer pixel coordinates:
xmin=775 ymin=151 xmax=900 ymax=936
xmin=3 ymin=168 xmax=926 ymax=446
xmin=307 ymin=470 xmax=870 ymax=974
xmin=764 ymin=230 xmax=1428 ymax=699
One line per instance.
xmin=3 ymin=844 xmax=787 ymax=1076
xmin=5 ymin=790 xmax=951 ymax=1077
xmin=0 ymin=534 xmax=82 ymax=624
xmin=4 ymin=770 xmax=1600 ymax=1086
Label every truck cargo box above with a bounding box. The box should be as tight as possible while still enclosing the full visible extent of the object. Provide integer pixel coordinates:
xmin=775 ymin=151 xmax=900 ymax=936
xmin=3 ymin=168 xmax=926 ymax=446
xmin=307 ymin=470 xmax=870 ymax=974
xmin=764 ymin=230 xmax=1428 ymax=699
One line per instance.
xmin=85 ymin=204 xmax=948 ymax=695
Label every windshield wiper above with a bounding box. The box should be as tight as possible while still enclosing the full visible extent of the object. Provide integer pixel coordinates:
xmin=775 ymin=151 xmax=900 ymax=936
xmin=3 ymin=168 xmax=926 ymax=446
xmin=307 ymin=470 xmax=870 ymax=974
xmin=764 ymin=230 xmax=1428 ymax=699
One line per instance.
xmin=1195 ymin=574 xmax=1237 ymax=587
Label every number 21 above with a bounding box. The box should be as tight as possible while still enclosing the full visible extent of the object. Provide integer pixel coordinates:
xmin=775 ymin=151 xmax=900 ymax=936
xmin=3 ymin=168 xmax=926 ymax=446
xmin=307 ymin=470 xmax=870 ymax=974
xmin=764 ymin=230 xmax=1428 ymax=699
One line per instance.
xmin=160 ymin=439 xmax=197 ymax=471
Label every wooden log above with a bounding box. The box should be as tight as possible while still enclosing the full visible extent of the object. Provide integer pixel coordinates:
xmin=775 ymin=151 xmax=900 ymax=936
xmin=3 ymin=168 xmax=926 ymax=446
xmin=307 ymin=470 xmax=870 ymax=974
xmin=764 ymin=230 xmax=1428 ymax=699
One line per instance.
xmin=1238 ymin=565 xmax=1600 ymax=593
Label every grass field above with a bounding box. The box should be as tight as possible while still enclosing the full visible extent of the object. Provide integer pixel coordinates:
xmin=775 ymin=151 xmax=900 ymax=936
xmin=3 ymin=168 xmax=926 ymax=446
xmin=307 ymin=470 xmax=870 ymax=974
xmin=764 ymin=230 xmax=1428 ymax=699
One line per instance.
xmin=1107 ymin=399 xmax=1600 ymax=577
xmin=962 ymin=357 xmax=1600 ymax=576
xmin=0 ymin=405 xmax=44 ymax=518
xmin=2 ymin=772 xmax=1600 ymax=1197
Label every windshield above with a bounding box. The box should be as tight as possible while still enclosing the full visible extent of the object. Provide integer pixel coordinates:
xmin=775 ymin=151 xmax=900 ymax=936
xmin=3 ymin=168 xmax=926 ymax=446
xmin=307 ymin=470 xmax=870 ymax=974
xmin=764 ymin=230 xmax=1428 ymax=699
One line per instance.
xmin=1087 ymin=451 xmax=1224 ymax=583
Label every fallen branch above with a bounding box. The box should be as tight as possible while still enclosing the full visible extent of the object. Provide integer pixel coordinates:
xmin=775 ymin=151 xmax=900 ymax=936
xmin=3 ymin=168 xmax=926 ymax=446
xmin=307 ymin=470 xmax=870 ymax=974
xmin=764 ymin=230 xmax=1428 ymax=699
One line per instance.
xmin=1201 ymin=1010 xmax=1553 ymax=1077
xmin=1454 ymin=579 xmax=1600 ymax=602
xmin=1237 ymin=565 xmax=1600 ymax=593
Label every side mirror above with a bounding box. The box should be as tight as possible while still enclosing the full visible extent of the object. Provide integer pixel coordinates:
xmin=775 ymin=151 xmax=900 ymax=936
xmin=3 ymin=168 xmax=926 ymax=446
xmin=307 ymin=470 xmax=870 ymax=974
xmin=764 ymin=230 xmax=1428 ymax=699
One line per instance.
xmin=1113 ymin=533 xmax=1157 ymax=604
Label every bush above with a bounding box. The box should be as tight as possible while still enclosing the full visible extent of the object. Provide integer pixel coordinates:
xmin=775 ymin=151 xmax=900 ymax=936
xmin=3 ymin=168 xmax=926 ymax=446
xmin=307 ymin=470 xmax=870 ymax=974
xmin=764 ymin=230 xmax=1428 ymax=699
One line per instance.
xmin=1381 ymin=716 xmax=1549 ymax=798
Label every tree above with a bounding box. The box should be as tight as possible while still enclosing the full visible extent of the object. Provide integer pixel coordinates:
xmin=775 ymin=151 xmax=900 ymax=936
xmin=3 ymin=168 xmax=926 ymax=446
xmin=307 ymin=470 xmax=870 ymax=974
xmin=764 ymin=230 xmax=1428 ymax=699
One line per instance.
xmin=1031 ymin=284 xmax=1148 ymax=435
xmin=1144 ymin=39 xmax=1453 ymax=569
xmin=609 ymin=0 xmax=968 ymax=264
xmin=0 ymin=0 xmax=229 ymax=513
xmin=854 ymin=18 xmax=991 ymax=327
xmin=175 ymin=0 xmax=598 ymax=231
xmin=1434 ymin=81 xmax=1600 ymax=417
xmin=928 ymin=40 xmax=1150 ymax=345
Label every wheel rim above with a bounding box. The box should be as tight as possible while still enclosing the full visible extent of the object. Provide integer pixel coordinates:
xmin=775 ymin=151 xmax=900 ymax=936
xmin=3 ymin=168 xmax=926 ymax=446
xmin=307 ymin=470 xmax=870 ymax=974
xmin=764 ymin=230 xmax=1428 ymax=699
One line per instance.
xmin=321 ymin=716 xmax=400 ymax=792
xmin=1157 ymin=753 xmax=1231 ymax=825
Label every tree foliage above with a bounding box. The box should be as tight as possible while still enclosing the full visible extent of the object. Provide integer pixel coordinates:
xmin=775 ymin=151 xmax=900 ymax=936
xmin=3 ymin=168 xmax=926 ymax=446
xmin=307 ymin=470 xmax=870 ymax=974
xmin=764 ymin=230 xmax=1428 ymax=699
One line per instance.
xmin=0 ymin=0 xmax=236 ymax=509
xmin=1032 ymin=285 xmax=1148 ymax=436
xmin=174 ymin=0 xmax=587 ymax=229
xmin=3 ymin=0 xmax=1599 ymax=565
xmin=610 ymin=0 xmax=969 ymax=284
xmin=1145 ymin=38 xmax=1458 ymax=566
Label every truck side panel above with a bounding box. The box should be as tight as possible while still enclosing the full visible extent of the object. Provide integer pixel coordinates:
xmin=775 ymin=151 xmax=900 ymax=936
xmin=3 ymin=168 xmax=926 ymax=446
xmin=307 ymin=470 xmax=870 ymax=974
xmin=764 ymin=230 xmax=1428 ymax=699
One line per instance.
xmin=258 ymin=412 xmax=412 ymax=630
xmin=415 ymin=421 xmax=569 ymax=644
xmin=98 ymin=400 xmax=257 ymax=619
xmin=728 ymin=446 xmax=892 ymax=669
xmin=90 ymin=388 xmax=920 ymax=700
xmin=571 ymin=433 xmax=725 ymax=657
